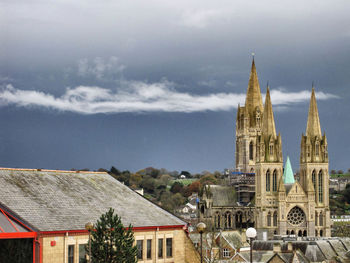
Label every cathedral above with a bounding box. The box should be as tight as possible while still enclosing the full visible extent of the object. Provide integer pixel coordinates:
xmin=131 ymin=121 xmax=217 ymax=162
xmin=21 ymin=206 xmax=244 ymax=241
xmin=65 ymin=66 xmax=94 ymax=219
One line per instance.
xmin=199 ymin=58 xmax=330 ymax=238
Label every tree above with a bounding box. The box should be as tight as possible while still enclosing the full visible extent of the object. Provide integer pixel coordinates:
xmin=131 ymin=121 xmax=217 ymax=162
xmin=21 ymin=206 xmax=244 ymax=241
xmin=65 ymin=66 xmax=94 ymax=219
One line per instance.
xmin=170 ymin=181 xmax=184 ymax=194
xmin=91 ymin=208 xmax=137 ymax=263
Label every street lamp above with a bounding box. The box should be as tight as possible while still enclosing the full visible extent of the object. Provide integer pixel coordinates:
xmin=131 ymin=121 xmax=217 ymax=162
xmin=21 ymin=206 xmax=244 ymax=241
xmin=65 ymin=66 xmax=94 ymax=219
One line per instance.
xmin=85 ymin=222 xmax=94 ymax=263
xmin=197 ymin=222 xmax=206 ymax=263
xmin=246 ymin=227 xmax=257 ymax=263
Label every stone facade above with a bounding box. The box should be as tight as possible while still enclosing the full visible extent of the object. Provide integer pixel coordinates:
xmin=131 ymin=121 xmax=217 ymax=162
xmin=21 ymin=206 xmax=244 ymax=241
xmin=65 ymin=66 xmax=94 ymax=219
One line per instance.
xmin=200 ymin=59 xmax=331 ymax=239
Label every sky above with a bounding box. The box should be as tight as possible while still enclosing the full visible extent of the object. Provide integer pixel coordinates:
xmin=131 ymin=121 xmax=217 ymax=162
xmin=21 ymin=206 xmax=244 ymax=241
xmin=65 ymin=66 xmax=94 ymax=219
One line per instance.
xmin=0 ymin=0 xmax=349 ymax=173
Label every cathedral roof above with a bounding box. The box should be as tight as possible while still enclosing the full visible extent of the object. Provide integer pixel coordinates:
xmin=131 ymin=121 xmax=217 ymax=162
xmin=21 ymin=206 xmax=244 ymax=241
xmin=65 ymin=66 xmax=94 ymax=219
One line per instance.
xmin=283 ymin=156 xmax=295 ymax=184
xmin=262 ymin=86 xmax=277 ymax=138
xmin=245 ymin=58 xmax=264 ymax=116
xmin=306 ymin=87 xmax=322 ymax=138
xmin=209 ymin=185 xmax=237 ymax=207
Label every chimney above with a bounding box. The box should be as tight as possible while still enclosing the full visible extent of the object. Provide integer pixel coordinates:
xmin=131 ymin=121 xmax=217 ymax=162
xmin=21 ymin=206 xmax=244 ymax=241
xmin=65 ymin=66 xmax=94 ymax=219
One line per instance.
xmin=273 ymin=242 xmax=281 ymax=253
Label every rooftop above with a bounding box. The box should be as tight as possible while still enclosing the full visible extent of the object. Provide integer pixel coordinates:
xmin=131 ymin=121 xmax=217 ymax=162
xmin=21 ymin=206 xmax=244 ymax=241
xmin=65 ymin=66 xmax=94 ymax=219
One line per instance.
xmin=0 ymin=168 xmax=185 ymax=232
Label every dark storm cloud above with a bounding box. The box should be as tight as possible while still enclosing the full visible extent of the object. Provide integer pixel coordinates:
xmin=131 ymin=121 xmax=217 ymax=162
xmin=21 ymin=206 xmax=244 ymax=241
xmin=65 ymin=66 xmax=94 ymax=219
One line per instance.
xmin=1 ymin=0 xmax=350 ymax=172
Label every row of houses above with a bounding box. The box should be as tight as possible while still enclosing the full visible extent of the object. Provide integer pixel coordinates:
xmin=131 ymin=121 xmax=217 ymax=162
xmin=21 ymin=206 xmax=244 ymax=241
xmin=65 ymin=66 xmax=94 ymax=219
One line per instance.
xmin=0 ymin=168 xmax=200 ymax=263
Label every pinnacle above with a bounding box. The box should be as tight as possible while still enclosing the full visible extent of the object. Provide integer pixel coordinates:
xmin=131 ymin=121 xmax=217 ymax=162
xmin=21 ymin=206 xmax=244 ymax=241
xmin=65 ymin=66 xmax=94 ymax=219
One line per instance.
xmin=306 ymin=87 xmax=322 ymax=137
xmin=262 ymin=86 xmax=277 ymax=138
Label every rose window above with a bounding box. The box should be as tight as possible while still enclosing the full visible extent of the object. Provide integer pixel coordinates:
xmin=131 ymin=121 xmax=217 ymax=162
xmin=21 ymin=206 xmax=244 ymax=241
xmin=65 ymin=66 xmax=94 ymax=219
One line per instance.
xmin=287 ymin=207 xmax=305 ymax=226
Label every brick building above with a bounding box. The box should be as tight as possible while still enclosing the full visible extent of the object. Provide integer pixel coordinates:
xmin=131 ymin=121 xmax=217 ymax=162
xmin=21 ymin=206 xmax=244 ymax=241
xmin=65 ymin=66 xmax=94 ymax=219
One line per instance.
xmin=0 ymin=168 xmax=199 ymax=263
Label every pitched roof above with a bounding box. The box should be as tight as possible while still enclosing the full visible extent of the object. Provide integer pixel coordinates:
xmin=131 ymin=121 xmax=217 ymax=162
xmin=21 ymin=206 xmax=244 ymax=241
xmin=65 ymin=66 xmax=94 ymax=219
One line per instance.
xmin=210 ymin=185 xmax=236 ymax=207
xmin=283 ymin=156 xmax=295 ymax=184
xmin=0 ymin=168 xmax=185 ymax=231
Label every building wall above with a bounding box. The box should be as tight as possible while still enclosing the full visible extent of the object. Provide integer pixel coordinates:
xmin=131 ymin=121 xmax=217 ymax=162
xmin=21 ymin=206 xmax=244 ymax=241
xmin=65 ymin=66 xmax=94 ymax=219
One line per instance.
xmin=41 ymin=228 xmax=199 ymax=263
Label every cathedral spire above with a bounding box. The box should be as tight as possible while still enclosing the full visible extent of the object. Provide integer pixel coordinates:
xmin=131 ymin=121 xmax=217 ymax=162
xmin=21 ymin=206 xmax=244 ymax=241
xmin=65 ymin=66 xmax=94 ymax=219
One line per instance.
xmin=245 ymin=57 xmax=264 ymax=115
xmin=262 ymin=86 xmax=277 ymax=138
xmin=283 ymin=156 xmax=295 ymax=184
xmin=306 ymin=87 xmax=322 ymax=138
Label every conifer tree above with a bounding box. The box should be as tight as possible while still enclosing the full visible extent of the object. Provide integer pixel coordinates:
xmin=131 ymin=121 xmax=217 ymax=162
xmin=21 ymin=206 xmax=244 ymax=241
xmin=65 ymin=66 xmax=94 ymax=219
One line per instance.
xmin=90 ymin=208 xmax=137 ymax=263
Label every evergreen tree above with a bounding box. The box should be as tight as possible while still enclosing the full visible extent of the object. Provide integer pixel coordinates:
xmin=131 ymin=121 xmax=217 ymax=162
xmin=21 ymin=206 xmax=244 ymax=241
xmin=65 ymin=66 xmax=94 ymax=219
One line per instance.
xmin=90 ymin=208 xmax=137 ymax=263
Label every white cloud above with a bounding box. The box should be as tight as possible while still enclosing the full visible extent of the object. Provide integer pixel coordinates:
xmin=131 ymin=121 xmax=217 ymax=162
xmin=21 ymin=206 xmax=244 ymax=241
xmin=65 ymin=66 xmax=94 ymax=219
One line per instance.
xmin=0 ymin=83 xmax=338 ymax=114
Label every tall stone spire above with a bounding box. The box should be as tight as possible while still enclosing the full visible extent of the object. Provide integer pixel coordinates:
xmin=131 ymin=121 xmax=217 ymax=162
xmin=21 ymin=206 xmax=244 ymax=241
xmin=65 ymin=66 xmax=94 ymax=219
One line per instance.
xmin=262 ymin=86 xmax=277 ymax=138
xmin=306 ymin=87 xmax=322 ymax=138
xmin=245 ymin=58 xmax=264 ymax=115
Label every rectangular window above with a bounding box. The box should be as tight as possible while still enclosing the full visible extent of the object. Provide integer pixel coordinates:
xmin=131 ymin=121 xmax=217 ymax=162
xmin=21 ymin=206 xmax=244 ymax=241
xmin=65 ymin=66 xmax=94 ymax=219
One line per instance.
xmin=158 ymin=238 xmax=163 ymax=258
xmin=166 ymin=238 xmax=173 ymax=258
xmin=137 ymin=240 xmax=143 ymax=260
xmin=79 ymin=244 xmax=87 ymax=263
xmin=147 ymin=239 xmax=152 ymax=259
xmin=68 ymin=245 xmax=74 ymax=263
xmin=223 ymin=248 xmax=230 ymax=258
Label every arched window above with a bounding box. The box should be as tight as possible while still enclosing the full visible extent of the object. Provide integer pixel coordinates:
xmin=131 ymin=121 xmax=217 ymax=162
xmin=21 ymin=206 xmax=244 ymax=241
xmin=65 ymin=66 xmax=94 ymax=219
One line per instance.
xmin=318 ymin=170 xmax=323 ymax=203
xmin=273 ymin=211 xmax=278 ymax=227
xmin=291 ymin=230 xmax=295 ymax=235
xmin=256 ymin=115 xmax=261 ymax=127
xmin=298 ymin=230 xmax=302 ymax=237
xmin=249 ymin=141 xmax=254 ymax=161
xmin=266 ymin=170 xmax=271 ymax=192
xmin=315 ymin=230 xmax=318 ymax=237
xmin=320 ymin=230 xmax=323 ymax=237
xmin=267 ymin=212 xmax=271 ymax=227
xmin=315 ymin=212 xmax=318 ymax=226
xmin=225 ymin=212 xmax=232 ymax=229
xmin=240 ymin=114 xmax=244 ymax=129
xmin=201 ymin=205 xmax=205 ymax=214
xmin=315 ymin=141 xmax=319 ymax=156
xmin=272 ymin=170 xmax=277 ymax=192
xmin=236 ymin=211 xmax=243 ymax=228
xmin=269 ymin=144 xmax=274 ymax=155
xmin=319 ymin=212 xmax=323 ymax=226
xmin=303 ymin=230 xmax=307 ymax=237
xmin=215 ymin=213 xmax=221 ymax=229
xmin=286 ymin=230 xmax=290 ymax=235
xmin=312 ymin=170 xmax=316 ymax=190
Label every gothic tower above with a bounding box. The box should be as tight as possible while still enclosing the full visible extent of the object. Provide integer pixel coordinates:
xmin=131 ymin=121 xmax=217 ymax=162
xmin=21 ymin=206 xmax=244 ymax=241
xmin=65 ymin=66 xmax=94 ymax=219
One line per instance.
xmin=254 ymin=86 xmax=284 ymax=237
xmin=235 ymin=58 xmax=264 ymax=172
xmin=299 ymin=87 xmax=330 ymax=237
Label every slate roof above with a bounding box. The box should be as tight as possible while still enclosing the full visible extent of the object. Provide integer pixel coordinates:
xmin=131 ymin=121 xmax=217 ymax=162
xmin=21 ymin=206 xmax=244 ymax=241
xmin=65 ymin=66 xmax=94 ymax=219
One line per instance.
xmin=0 ymin=168 xmax=185 ymax=232
xmin=253 ymin=238 xmax=350 ymax=263
xmin=210 ymin=185 xmax=236 ymax=207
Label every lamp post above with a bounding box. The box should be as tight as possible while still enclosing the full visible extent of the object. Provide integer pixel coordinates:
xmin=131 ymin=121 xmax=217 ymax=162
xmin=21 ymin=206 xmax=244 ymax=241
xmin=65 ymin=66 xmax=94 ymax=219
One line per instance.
xmin=196 ymin=222 xmax=206 ymax=263
xmin=246 ymin=227 xmax=257 ymax=263
xmin=85 ymin=222 xmax=94 ymax=263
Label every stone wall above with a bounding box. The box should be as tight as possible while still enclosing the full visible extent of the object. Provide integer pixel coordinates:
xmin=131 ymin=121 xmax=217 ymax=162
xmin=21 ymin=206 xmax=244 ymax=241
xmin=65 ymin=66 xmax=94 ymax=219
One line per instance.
xmin=41 ymin=228 xmax=198 ymax=263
